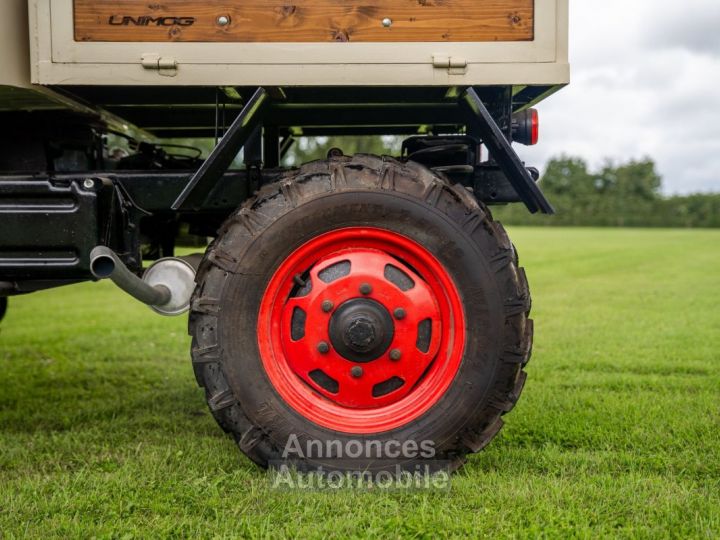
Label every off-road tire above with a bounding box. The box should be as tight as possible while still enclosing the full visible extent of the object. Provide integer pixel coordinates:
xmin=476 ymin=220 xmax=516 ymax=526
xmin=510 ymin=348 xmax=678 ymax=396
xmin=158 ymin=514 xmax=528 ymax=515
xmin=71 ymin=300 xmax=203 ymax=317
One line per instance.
xmin=189 ymin=154 xmax=532 ymax=472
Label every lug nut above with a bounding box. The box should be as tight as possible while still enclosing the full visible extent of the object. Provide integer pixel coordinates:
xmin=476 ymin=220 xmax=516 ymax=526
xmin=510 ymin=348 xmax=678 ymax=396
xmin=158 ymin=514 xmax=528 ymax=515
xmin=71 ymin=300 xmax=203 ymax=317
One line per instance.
xmin=351 ymin=366 xmax=363 ymax=378
xmin=389 ymin=349 xmax=402 ymax=361
xmin=317 ymin=341 xmax=330 ymax=354
xmin=321 ymin=300 xmax=334 ymax=313
xmin=82 ymin=178 xmax=95 ymax=190
xmin=359 ymin=283 xmax=372 ymax=295
xmin=393 ymin=307 xmax=406 ymax=320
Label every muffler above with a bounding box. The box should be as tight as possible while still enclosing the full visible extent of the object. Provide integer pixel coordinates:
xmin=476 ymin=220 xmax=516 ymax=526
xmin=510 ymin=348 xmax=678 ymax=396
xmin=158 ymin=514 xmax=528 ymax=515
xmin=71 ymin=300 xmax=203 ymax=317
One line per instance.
xmin=89 ymin=246 xmax=198 ymax=316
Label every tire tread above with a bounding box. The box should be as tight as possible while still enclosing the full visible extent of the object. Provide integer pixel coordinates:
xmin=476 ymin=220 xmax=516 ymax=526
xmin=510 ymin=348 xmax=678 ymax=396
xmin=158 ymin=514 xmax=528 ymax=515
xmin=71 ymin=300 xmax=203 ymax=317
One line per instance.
xmin=189 ymin=155 xmax=533 ymax=468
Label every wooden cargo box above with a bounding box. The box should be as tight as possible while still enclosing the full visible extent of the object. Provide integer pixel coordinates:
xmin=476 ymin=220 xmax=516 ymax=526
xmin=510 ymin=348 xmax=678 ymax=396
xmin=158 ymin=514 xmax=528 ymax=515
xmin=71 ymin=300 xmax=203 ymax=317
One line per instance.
xmin=27 ymin=0 xmax=568 ymax=86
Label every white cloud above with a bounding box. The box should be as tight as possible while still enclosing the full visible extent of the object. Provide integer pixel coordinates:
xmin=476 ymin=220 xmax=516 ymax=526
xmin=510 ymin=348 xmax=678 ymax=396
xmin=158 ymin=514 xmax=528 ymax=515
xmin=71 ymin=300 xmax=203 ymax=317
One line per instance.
xmin=516 ymin=0 xmax=720 ymax=194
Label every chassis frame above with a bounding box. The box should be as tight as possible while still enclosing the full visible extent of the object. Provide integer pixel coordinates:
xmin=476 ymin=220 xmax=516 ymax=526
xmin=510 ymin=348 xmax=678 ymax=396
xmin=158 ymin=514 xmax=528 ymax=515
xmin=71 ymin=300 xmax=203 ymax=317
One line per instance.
xmin=0 ymin=85 xmax=552 ymax=296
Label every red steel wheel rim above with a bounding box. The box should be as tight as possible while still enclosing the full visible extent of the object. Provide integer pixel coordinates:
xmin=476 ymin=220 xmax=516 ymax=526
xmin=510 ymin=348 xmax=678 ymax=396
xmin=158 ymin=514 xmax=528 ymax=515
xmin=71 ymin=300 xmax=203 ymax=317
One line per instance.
xmin=257 ymin=227 xmax=466 ymax=433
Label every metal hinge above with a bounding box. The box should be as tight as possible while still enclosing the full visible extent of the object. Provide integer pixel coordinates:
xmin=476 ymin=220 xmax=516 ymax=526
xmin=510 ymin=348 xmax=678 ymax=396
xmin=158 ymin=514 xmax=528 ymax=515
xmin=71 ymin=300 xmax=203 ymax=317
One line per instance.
xmin=140 ymin=53 xmax=178 ymax=77
xmin=432 ymin=55 xmax=468 ymax=75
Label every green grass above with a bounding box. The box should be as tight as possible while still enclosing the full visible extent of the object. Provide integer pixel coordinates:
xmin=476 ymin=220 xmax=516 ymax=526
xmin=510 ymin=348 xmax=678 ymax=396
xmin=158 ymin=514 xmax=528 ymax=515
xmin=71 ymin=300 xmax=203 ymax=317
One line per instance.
xmin=1 ymin=228 xmax=719 ymax=538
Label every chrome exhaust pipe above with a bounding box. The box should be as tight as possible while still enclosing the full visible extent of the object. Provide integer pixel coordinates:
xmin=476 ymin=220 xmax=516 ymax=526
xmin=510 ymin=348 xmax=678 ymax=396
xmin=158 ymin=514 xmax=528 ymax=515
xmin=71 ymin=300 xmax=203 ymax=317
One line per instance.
xmin=89 ymin=246 xmax=198 ymax=316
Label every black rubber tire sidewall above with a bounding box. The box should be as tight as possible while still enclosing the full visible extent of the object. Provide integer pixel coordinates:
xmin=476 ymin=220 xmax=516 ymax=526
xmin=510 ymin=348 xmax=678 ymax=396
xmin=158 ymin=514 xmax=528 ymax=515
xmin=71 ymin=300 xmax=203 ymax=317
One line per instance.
xmin=218 ymin=190 xmax=507 ymax=469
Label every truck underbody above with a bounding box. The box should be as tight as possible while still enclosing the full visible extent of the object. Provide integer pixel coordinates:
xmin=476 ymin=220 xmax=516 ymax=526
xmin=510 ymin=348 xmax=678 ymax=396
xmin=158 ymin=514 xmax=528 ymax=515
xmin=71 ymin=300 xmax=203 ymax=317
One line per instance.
xmin=0 ymin=84 xmax=553 ymax=295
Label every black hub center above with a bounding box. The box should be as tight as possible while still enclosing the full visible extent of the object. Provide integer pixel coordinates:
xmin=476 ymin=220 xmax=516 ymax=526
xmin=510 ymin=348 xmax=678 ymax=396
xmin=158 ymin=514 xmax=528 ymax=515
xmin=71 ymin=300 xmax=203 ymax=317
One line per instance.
xmin=329 ymin=298 xmax=394 ymax=363
xmin=346 ymin=317 xmax=377 ymax=351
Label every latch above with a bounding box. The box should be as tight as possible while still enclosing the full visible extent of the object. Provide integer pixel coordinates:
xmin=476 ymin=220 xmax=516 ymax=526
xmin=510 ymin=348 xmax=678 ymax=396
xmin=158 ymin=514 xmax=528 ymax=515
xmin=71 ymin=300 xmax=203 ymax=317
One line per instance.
xmin=432 ymin=55 xmax=468 ymax=75
xmin=141 ymin=53 xmax=178 ymax=77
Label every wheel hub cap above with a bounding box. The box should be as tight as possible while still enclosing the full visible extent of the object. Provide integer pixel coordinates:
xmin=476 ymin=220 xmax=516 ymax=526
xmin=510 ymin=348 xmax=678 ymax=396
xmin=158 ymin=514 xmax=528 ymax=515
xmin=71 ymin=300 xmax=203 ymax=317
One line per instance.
xmin=330 ymin=298 xmax=394 ymax=362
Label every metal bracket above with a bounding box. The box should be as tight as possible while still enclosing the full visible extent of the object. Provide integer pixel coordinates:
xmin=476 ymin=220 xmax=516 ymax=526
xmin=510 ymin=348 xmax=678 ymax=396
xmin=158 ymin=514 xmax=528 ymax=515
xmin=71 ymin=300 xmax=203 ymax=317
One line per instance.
xmin=172 ymin=87 xmax=270 ymax=211
xmin=432 ymin=55 xmax=468 ymax=75
xmin=141 ymin=53 xmax=177 ymax=77
xmin=460 ymin=88 xmax=554 ymax=214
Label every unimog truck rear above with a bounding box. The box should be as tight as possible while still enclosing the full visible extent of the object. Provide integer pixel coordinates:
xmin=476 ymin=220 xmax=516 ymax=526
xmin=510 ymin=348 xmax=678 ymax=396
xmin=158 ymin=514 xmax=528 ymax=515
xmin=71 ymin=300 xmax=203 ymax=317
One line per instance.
xmin=0 ymin=0 xmax=568 ymax=472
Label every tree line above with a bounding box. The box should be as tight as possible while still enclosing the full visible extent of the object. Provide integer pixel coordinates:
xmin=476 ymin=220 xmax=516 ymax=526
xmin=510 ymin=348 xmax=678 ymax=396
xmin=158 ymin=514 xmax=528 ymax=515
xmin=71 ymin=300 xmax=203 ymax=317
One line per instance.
xmin=493 ymin=157 xmax=720 ymax=228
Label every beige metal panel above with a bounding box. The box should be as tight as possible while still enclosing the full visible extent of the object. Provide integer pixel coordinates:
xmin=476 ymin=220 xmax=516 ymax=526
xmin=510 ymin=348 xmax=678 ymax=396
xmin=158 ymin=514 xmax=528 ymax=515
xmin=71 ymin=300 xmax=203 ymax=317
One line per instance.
xmin=555 ymin=0 xmax=569 ymax=67
xmin=35 ymin=60 xmax=570 ymax=87
xmin=0 ymin=0 xmax=31 ymax=88
xmin=32 ymin=0 xmax=570 ymax=87
xmin=0 ymin=0 xmax=94 ymax=111
xmin=31 ymin=0 xmax=54 ymax=84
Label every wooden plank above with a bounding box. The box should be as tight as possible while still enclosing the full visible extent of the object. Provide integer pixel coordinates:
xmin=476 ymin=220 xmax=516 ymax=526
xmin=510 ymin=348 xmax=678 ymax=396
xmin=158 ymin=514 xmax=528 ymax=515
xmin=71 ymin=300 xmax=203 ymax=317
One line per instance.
xmin=73 ymin=0 xmax=534 ymax=43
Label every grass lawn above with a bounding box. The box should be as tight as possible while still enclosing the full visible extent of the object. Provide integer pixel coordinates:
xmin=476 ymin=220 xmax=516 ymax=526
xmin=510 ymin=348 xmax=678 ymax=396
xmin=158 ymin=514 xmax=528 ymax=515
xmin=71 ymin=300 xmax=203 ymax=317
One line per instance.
xmin=1 ymin=228 xmax=719 ymax=538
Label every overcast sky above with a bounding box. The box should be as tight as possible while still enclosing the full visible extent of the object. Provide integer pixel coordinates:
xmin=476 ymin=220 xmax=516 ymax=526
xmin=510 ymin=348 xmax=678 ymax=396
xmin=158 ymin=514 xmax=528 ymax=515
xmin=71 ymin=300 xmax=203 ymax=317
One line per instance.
xmin=515 ymin=0 xmax=720 ymax=194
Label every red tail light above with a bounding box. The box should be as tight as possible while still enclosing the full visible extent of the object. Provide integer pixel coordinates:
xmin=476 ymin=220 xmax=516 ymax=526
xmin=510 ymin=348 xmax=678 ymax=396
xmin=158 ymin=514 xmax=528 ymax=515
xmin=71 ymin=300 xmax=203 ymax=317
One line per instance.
xmin=511 ymin=108 xmax=539 ymax=146
xmin=530 ymin=108 xmax=539 ymax=146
